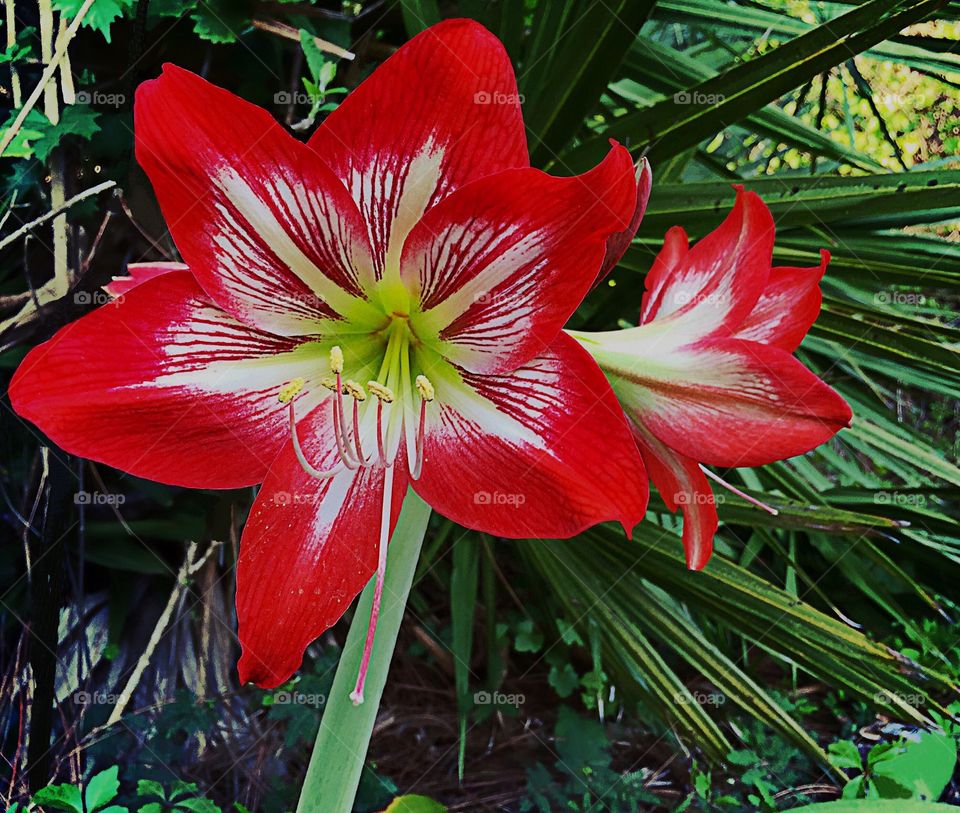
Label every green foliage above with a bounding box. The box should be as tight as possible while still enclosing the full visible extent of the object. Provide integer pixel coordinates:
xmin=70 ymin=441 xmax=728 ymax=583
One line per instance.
xmin=136 ymin=779 xmax=222 ymax=813
xmin=830 ymin=731 xmax=958 ymax=801
xmin=521 ymin=707 xmax=660 ymax=812
xmin=1 ymin=105 xmax=100 ymax=161
xmin=382 ymin=796 xmax=446 ymax=813
xmin=53 ymin=0 xmax=135 ymax=42
xmin=32 ymin=766 xmax=125 ymax=813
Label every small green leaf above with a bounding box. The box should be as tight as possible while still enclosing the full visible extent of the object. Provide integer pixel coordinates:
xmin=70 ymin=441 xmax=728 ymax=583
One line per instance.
xmin=548 ymin=662 xmax=579 ymax=698
xmin=298 ymin=29 xmax=329 ymax=86
xmin=85 ymin=766 xmax=120 ymax=812
xmin=828 ymin=740 xmax=863 ymax=771
xmin=53 ymin=0 xmax=133 ymax=42
xmin=556 ymin=618 xmax=583 ymax=646
xmin=30 ymin=105 xmax=101 ymax=162
xmin=32 ymin=784 xmax=83 ymax=813
xmin=136 ymin=780 xmax=166 ymax=801
xmin=174 ymin=798 xmax=221 ymax=813
xmin=169 ymin=782 xmax=200 ymax=800
xmin=190 ymin=0 xmax=247 ymax=44
xmin=513 ymin=619 xmax=543 ymax=653
xmin=383 ymin=795 xmax=446 ymax=813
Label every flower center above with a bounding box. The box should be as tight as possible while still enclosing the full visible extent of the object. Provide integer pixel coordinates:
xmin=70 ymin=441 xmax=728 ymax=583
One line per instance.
xmin=276 ymin=319 xmax=435 ymax=707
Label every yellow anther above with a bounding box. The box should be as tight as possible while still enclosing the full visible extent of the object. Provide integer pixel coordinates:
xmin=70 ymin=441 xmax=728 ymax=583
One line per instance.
xmin=278 ymin=378 xmax=305 ymax=404
xmin=415 ymin=375 xmax=435 ymax=402
xmin=344 ymin=379 xmax=367 ymax=401
xmin=329 ymin=346 xmax=344 ymax=374
xmin=320 ymin=376 xmax=338 ymax=391
xmin=367 ymin=381 xmax=396 ymax=403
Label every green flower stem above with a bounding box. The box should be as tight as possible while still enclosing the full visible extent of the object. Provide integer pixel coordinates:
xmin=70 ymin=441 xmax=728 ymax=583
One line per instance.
xmin=296 ymin=489 xmax=432 ymax=813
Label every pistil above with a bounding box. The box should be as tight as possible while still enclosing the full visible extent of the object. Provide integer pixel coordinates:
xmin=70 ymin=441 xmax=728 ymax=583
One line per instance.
xmin=350 ymin=462 xmax=394 ymax=706
xmin=277 ymin=336 xmax=436 ymax=707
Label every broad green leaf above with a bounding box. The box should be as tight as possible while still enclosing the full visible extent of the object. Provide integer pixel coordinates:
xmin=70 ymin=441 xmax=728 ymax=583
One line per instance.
xmin=32 ymin=784 xmax=83 ymax=813
xmin=85 ymin=766 xmax=121 ymax=812
xmin=872 ymin=732 xmax=958 ymax=801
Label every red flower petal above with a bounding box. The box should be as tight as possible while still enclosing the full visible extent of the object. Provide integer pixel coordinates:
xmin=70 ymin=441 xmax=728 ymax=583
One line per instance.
xmin=412 ymin=332 xmax=648 ymax=537
xmin=640 ymin=187 xmax=774 ymax=341
xmin=616 ymin=336 xmax=853 ymax=468
xmin=308 ymin=19 xmax=528 ymax=279
xmin=103 ymin=261 xmax=187 ymax=298
xmin=236 ymin=407 xmax=409 ymax=688
xmin=596 ymin=157 xmax=652 ymax=284
xmin=734 ymin=250 xmax=829 ymax=352
xmin=9 ymin=272 xmax=316 ymax=488
xmin=403 ymin=144 xmax=638 ymax=374
xmin=631 ymin=422 xmax=717 ymax=570
xmin=135 ymin=65 xmax=382 ymax=336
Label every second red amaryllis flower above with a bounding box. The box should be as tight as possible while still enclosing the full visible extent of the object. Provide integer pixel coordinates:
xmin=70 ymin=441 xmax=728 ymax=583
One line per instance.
xmin=9 ymin=21 xmax=651 ymax=692
xmin=572 ymin=188 xmax=853 ymax=570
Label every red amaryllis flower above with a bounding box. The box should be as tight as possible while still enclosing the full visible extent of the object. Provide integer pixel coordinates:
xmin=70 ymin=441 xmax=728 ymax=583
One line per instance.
xmin=572 ymin=188 xmax=853 ymax=570
xmin=9 ymin=20 xmax=652 ymax=692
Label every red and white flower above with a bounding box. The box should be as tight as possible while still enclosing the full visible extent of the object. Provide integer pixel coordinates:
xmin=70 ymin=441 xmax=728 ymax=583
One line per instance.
xmin=9 ymin=21 xmax=651 ymax=692
xmin=571 ymin=188 xmax=853 ymax=570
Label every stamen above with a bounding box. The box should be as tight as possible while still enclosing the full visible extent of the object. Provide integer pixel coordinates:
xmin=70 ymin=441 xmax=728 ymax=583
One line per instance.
xmin=344 ymin=380 xmax=372 ymax=467
xmin=333 ymin=372 xmax=359 ymax=470
xmin=409 ymin=376 xmax=433 ymax=480
xmin=320 ymin=376 xmax=342 ymax=394
xmin=329 ymin=345 xmax=344 ymax=374
xmin=343 ymin=379 xmax=366 ymax=401
xmin=288 ymin=401 xmax=342 ymax=480
xmin=367 ymin=381 xmax=395 ymax=403
xmin=278 ymin=377 xmax=305 ymax=404
xmin=415 ymin=375 xmax=435 ymax=402
xmin=410 ymin=398 xmax=427 ymax=480
xmin=375 ymin=399 xmax=388 ymax=466
xmin=351 ymin=463 xmax=394 ymax=705
xmin=367 ymin=382 xmax=395 ymax=468
xmin=699 ymin=465 xmax=779 ymax=516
